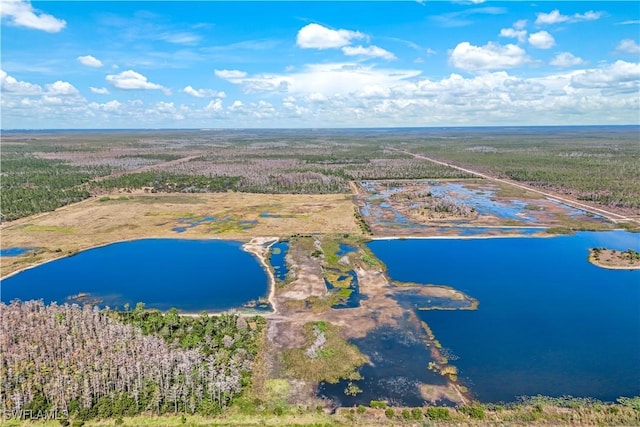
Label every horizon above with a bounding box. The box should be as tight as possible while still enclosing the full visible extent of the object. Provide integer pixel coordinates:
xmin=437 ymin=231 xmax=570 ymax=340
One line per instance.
xmin=2 ymin=124 xmax=640 ymax=133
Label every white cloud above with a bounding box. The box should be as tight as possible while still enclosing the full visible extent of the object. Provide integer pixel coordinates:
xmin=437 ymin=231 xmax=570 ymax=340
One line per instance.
xmin=183 ymin=85 xmax=226 ymax=98
xmin=619 ymin=20 xmax=640 ymax=25
xmin=46 ymin=81 xmax=79 ymax=96
xmin=550 ymin=52 xmax=586 ymax=67
xmin=616 ymin=39 xmax=640 ymax=55
xmin=214 ymin=69 xmax=248 ymax=80
xmin=574 ymin=11 xmax=603 ymax=21
xmin=204 ymin=99 xmax=223 ymax=112
xmin=0 ymin=69 xmax=42 ymax=94
xmin=571 ymin=60 xmax=640 ymax=91
xmin=77 ymin=55 xmax=103 ymax=68
xmin=513 ymin=19 xmax=527 ymax=30
xmin=528 ymin=31 xmax=555 ymax=49
xmin=105 ymin=70 xmax=166 ymax=91
xmin=500 ymin=28 xmax=527 ymax=43
xmin=219 ymin=62 xmax=422 ymax=97
xmin=90 ymin=87 xmax=109 ymax=95
xmin=229 ymin=100 xmax=244 ymax=111
xmin=296 ymin=23 xmax=365 ymax=49
xmin=158 ymin=32 xmax=201 ymax=45
xmin=449 ymin=42 xmax=528 ymax=72
xmin=341 ymin=45 xmax=396 ymax=60
xmin=0 ymin=0 xmax=66 ymax=32
xmin=536 ymin=9 xmax=603 ymax=25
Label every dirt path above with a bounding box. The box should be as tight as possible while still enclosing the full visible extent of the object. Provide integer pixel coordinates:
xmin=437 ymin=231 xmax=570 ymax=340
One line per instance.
xmin=388 ymin=148 xmax=637 ymax=225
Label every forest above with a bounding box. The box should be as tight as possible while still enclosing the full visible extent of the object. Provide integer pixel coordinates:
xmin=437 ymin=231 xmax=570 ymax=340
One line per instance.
xmin=3 ymin=128 xmax=637 ymax=222
xmin=0 ymin=301 xmax=264 ymax=422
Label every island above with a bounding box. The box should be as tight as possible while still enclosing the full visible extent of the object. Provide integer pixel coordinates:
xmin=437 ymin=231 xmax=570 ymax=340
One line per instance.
xmin=588 ymin=247 xmax=640 ymax=270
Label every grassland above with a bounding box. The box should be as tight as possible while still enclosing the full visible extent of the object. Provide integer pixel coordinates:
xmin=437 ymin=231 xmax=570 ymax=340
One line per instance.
xmin=0 ymin=192 xmax=359 ymax=278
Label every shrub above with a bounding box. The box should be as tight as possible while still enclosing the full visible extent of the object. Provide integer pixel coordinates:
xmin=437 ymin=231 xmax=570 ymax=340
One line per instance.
xmin=401 ymin=408 xmax=411 ymax=419
xmin=411 ymin=407 xmax=423 ymax=420
xmin=459 ymin=404 xmax=485 ymax=420
xmin=385 ymin=408 xmax=395 ymax=419
xmin=357 ymin=405 xmax=366 ymax=414
xmin=370 ymin=400 xmax=387 ymax=409
xmin=425 ymin=406 xmax=451 ymax=420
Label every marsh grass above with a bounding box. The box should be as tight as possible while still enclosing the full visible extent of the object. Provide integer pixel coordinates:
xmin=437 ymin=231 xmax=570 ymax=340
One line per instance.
xmin=281 ymin=321 xmax=366 ymax=384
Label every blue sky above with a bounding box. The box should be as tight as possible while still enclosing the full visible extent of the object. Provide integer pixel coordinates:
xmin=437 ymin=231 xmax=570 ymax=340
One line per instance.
xmin=1 ymin=1 xmax=639 ymax=128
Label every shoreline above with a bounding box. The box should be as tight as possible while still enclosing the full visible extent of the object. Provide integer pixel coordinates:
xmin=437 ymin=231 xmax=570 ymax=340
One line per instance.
xmin=241 ymin=237 xmax=280 ymax=316
xmin=0 ymin=235 xmax=256 ymax=281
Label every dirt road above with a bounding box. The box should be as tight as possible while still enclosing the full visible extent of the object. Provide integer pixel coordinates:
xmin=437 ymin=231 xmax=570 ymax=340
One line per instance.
xmin=388 ymin=147 xmax=637 ymax=225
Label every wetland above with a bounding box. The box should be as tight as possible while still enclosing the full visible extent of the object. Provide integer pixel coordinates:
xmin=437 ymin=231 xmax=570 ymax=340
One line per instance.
xmin=1 ymin=127 xmax=639 ymax=425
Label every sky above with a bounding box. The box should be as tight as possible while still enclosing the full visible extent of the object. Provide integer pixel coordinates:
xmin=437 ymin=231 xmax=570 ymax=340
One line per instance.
xmin=1 ymin=1 xmax=639 ymax=129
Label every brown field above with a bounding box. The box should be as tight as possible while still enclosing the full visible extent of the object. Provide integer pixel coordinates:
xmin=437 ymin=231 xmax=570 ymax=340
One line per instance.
xmin=0 ymin=192 xmax=360 ymax=278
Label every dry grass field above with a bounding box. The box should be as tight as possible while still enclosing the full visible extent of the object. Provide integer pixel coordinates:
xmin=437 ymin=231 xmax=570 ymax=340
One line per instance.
xmin=0 ymin=192 xmax=360 ymax=278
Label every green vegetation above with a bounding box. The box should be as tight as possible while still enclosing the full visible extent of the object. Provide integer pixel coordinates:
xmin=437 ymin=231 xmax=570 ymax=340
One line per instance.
xmin=1 ymin=301 xmax=264 ymax=424
xmin=282 ymin=321 xmax=366 ymax=384
xmin=95 ymin=172 xmax=241 ymax=193
xmin=0 ymin=154 xmax=108 ymax=221
xmin=401 ymin=129 xmax=640 ymax=211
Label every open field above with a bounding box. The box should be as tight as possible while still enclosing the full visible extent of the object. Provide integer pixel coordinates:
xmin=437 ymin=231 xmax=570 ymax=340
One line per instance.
xmin=0 ymin=192 xmax=359 ymax=278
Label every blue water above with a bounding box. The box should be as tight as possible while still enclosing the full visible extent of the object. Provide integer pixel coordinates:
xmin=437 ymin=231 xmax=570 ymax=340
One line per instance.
xmin=0 ymin=239 xmax=269 ymax=312
xmin=269 ymin=241 xmax=289 ymax=281
xmin=0 ymin=247 xmax=36 ymax=257
xmin=319 ymin=323 xmax=452 ymax=407
xmin=337 ymin=243 xmax=357 ymax=257
xmin=368 ymin=231 xmax=640 ymax=403
xmin=324 ymin=270 xmax=365 ymax=309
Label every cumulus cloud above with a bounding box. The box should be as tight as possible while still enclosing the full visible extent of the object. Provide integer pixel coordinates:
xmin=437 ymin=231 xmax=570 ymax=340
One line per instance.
xmin=296 ymin=23 xmax=365 ymax=49
xmin=341 ymin=45 xmax=396 ymax=60
xmin=0 ymin=69 xmax=42 ymax=94
xmin=571 ymin=60 xmax=640 ymax=91
xmin=449 ymin=42 xmax=528 ymax=72
xmin=0 ymin=0 xmax=66 ymax=32
xmin=90 ymin=87 xmax=109 ymax=94
xmin=615 ymin=39 xmax=640 ymax=55
xmin=535 ymin=9 xmax=603 ymax=25
xmin=183 ymin=85 xmax=226 ymax=98
xmin=500 ymin=28 xmax=527 ymax=43
xmin=204 ymin=99 xmax=223 ymax=112
xmin=528 ymin=31 xmax=555 ymax=49
xmin=77 ymin=55 xmax=103 ymax=68
xmin=105 ymin=70 xmax=166 ymax=92
xmin=550 ymin=52 xmax=586 ymax=67
xmin=214 ymin=69 xmax=248 ymax=80
xmin=217 ymin=62 xmax=421 ymax=97
xmin=46 ymin=81 xmax=79 ymax=96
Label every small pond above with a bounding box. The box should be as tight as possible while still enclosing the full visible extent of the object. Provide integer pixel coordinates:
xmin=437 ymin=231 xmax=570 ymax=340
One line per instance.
xmin=0 ymin=247 xmax=37 ymax=257
xmin=269 ymin=241 xmax=289 ymax=282
xmin=1 ymin=239 xmax=269 ymax=313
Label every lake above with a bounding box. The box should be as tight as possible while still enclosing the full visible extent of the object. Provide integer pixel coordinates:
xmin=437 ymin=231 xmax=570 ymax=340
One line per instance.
xmin=368 ymin=231 xmax=640 ymax=403
xmin=0 ymin=239 xmax=269 ymax=312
